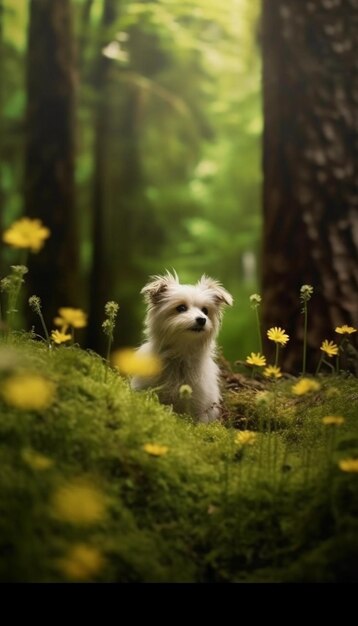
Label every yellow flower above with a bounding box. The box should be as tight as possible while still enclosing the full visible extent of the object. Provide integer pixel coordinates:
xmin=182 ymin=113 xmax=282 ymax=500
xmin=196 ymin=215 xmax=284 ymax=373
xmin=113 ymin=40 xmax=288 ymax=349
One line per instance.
xmin=235 ymin=430 xmax=257 ymax=446
xmin=112 ymin=349 xmax=162 ymax=378
xmin=21 ymin=448 xmax=54 ymax=471
xmin=291 ymin=378 xmax=320 ymax=395
xmin=51 ymin=330 xmax=72 ymax=344
xmin=54 ymin=307 xmax=87 ymax=329
xmin=322 ymin=415 xmax=345 ymax=426
xmin=3 ymin=217 xmax=50 ymax=253
xmin=1 ymin=374 xmax=55 ymax=410
xmin=263 ymin=365 xmax=282 ymax=378
xmin=335 ymin=325 xmax=357 ymax=335
xmin=57 ymin=544 xmax=105 ymax=581
xmin=52 ymin=481 xmax=106 ymax=525
xmin=143 ymin=443 xmax=169 ymax=457
xmin=267 ymin=327 xmax=289 ymax=345
xmin=320 ymin=339 xmax=338 ymax=357
xmin=246 ymin=352 xmax=266 ymax=367
xmin=338 ymin=458 xmax=358 ymax=473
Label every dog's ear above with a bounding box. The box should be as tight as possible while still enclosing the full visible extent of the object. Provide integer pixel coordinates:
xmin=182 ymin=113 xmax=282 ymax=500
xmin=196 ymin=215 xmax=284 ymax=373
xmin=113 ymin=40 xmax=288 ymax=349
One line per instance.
xmin=197 ymin=275 xmax=233 ymax=306
xmin=141 ymin=271 xmax=179 ymax=305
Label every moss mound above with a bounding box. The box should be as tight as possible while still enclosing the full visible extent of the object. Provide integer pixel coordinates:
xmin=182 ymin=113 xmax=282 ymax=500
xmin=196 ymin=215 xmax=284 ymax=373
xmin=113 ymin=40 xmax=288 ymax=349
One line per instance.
xmin=0 ymin=334 xmax=357 ymax=582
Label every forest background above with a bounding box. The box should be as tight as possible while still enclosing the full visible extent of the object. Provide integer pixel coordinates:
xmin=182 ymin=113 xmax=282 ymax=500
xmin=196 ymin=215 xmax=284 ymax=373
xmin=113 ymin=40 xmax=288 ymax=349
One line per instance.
xmin=0 ymin=0 xmax=262 ymax=362
xmin=1 ymin=0 xmax=357 ymax=371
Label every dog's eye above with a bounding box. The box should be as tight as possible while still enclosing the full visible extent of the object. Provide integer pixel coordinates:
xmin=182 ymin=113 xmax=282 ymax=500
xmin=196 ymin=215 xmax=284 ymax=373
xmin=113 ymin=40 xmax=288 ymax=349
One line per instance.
xmin=202 ymin=307 xmax=208 ymax=315
xmin=176 ymin=304 xmax=187 ymax=313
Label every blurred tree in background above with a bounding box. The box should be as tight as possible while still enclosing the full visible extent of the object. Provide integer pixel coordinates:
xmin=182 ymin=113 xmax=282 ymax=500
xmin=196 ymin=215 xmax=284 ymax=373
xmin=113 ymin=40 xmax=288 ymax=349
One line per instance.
xmin=262 ymin=0 xmax=358 ymax=372
xmin=25 ymin=0 xmax=79 ymax=328
xmin=1 ymin=0 xmax=261 ymax=361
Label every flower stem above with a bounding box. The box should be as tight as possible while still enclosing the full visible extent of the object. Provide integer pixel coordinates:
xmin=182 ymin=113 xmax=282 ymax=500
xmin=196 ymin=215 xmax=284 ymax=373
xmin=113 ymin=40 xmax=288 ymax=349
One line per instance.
xmin=274 ymin=343 xmax=279 ymax=368
xmin=255 ymin=307 xmax=263 ymax=355
xmin=302 ymin=302 xmax=308 ymax=376
xmin=37 ymin=310 xmax=50 ymax=343
xmin=323 ymin=358 xmax=335 ymax=374
xmin=106 ymin=333 xmax=113 ymax=365
xmin=315 ymin=354 xmax=323 ymax=375
xmin=7 ymin=283 xmax=22 ymax=330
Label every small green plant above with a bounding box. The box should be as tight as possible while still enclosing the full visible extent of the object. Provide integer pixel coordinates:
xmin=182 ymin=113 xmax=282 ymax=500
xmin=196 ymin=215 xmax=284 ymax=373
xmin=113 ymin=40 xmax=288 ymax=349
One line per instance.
xmin=28 ymin=295 xmax=50 ymax=343
xmin=300 ymin=284 xmax=313 ymax=376
xmin=102 ymin=300 xmax=120 ymax=364
xmin=0 ymin=265 xmax=28 ymax=330
xmin=249 ymin=293 xmax=263 ymax=354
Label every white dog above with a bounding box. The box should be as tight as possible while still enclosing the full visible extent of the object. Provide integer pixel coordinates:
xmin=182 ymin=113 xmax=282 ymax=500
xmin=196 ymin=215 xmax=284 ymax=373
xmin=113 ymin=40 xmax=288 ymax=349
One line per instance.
xmin=131 ymin=271 xmax=233 ymax=423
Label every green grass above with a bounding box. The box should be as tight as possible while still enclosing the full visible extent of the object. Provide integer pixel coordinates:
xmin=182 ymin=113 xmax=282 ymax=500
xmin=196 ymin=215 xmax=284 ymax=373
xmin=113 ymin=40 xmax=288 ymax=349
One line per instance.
xmin=0 ymin=333 xmax=357 ymax=582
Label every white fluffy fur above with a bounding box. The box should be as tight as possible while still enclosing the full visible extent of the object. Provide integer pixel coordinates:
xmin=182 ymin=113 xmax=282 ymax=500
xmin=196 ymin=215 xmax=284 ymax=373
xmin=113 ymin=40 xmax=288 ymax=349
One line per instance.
xmin=131 ymin=271 xmax=233 ymax=423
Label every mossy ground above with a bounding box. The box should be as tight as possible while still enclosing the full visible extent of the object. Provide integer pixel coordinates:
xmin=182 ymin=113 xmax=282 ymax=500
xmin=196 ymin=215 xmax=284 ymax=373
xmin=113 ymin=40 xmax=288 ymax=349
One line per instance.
xmin=0 ymin=333 xmax=357 ymax=582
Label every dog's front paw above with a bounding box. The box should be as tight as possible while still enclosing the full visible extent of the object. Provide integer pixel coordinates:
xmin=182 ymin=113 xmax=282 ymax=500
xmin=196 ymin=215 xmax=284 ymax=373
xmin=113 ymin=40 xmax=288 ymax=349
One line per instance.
xmin=199 ymin=403 xmax=220 ymax=424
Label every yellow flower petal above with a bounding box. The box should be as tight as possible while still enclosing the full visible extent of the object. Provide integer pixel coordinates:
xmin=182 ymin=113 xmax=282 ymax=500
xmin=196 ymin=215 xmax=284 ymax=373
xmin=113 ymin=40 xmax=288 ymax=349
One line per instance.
xmin=112 ymin=349 xmax=162 ymax=378
xmin=1 ymin=374 xmax=55 ymax=410
xmin=143 ymin=443 xmax=169 ymax=457
xmin=246 ymin=352 xmax=266 ymax=367
xmin=263 ymin=365 xmax=282 ymax=378
xmin=291 ymin=378 xmax=320 ymax=395
xmin=55 ymin=308 xmax=87 ymax=329
xmin=57 ymin=544 xmax=105 ymax=581
xmin=338 ymin=458 xmax=358 ymax=473
xmin=322 ymin=416 xmax=345 ymax=426
xmin=51 ymin=330 xmax=72 ymax=344
xmin=3 ymin=217 xmax=50 ymax=253
xmin=320 ymin=340 xmax=338 ymax=357
xmin=267 ymin=327 xmax=289 ymax=345
xmin=235 ymin=430 xmax=257 ymax=446
xmin=335 ymin=325 xmax=357 ymax=335
xmin=52 ymin=481 xmax=106 ymax=525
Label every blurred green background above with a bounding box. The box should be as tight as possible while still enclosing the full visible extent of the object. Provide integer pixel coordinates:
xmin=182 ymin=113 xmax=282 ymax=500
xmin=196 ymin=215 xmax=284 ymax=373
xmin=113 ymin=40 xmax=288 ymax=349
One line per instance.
xmin=1 ymin=0 xmax=262 ymax=362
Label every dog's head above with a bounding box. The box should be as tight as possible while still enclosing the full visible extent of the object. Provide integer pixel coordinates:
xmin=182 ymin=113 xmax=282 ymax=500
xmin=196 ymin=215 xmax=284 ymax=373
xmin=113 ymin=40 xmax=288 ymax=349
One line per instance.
xmin=141 ymin=271 xmax=233 ymax=351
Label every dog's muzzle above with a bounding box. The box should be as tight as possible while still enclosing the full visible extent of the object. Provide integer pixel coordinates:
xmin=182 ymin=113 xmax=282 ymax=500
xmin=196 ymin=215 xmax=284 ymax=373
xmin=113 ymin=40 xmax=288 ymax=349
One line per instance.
xmin=190 ymin=317 xmax=206 ymax=332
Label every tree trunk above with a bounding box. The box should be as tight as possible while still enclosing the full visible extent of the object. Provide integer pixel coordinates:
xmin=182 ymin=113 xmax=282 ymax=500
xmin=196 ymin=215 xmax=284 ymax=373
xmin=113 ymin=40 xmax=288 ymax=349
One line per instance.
xmin=0 ymin=0 xmax=4 ymax=277
xmin=86 ymin=0 xmax=119 ymax=355
xmin=262 ymin=0 xmax=358 ymax=373
xmin=78 ymin=0 xmax=95 ymax=69
xmin=87 ymin=1 xmax=166 ymax=355
xmin=25 ymin=0 xmax=78 ymax=330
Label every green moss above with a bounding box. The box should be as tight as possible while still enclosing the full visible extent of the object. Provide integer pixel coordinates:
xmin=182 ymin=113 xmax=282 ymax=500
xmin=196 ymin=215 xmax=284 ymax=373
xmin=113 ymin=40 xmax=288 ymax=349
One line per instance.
xmin=0 ymin=334 xmax=357 ymax=582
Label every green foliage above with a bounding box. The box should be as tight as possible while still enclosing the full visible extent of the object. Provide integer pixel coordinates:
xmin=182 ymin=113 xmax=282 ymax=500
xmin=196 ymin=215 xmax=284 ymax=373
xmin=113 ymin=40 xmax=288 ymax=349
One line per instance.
xmin=1 ymin=0 xmax=262 ymax=356
xmin=0 ymin=333 xmax=357 ymax=582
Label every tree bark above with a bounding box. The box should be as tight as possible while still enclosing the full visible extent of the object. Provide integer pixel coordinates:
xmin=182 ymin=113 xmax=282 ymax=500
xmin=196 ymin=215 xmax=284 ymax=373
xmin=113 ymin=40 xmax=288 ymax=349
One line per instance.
xmin=25 ymin=0 xmax=79 ymax=330
xmin=262 ymin=0 xmax=358 ymax=373
xmin=0 ymin=0 xmax=4 ymax=276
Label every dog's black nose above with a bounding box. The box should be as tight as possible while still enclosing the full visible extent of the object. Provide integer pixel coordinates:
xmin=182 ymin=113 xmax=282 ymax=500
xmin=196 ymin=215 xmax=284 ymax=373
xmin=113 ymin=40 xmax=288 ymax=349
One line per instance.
xmin=196 ymin=317 xmax=206 ymax=327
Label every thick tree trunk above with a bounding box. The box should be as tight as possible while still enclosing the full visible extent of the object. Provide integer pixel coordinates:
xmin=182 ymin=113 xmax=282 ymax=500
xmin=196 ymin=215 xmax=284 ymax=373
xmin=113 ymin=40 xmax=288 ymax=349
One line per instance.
xmin=25 ymin=0 xmax=78 ymax=330
xmin=262 ymin=0 xmax=358 ymax=373
xmin=0 ymin=0 xmax=4 ymax=277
